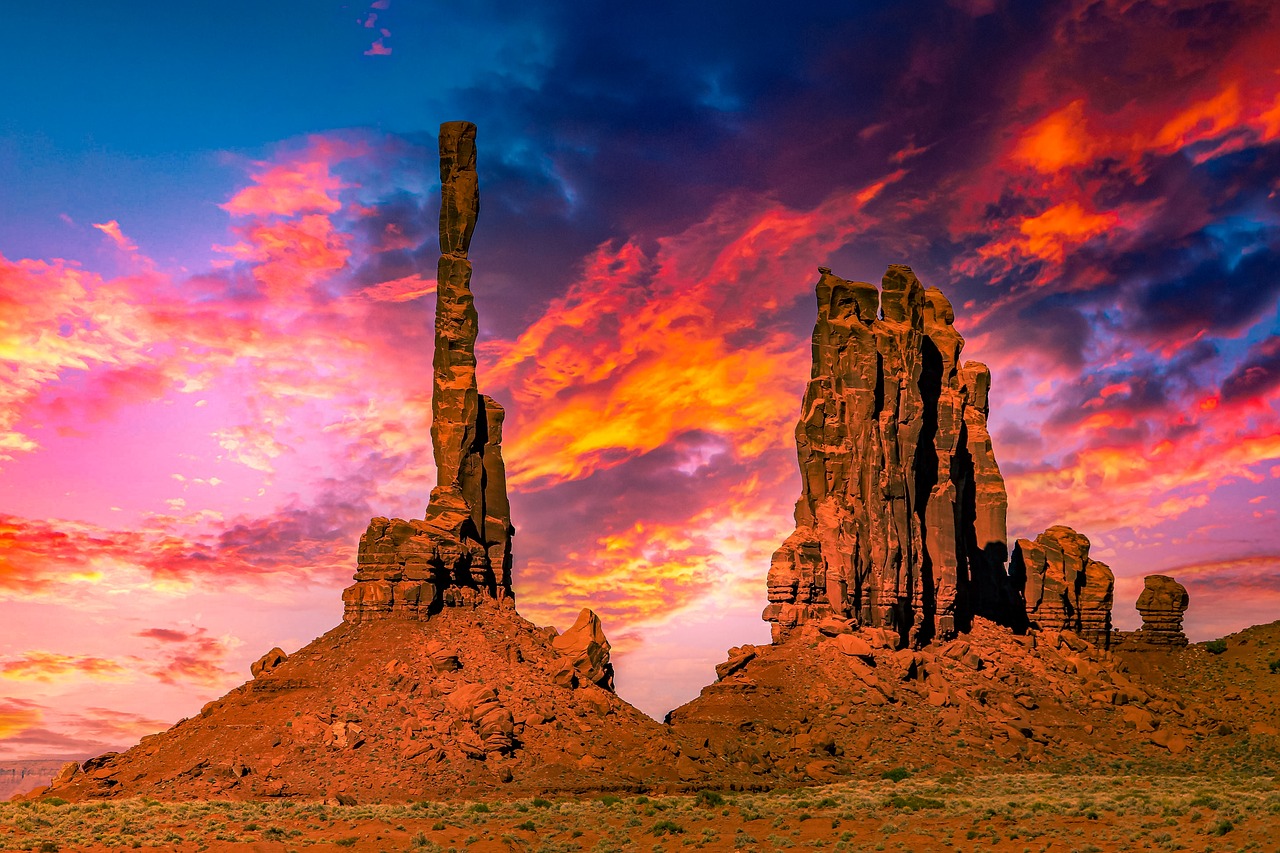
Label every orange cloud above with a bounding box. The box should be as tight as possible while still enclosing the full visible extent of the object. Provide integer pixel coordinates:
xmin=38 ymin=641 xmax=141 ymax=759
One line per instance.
xmin=0 ymin=652 xmax=126 ymax=682
xmin=0 ymin=699 xmax=42 ymax=741
xmin=1012 ymin=100 xmax=1096 ymax=173
xmin=980 ymin=200 xmax=1119 ymax=265
xmin=485 ymin=179 xmax=898 ymax=489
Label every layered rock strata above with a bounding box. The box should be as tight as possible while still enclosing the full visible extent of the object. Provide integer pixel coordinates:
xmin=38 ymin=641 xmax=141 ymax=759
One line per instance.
xmin=1011 ymin=526 xmax=1114 ymax=647
xmin=764 ymin=266 xmax=1011 ymax=646
xmin=1133 ymin=574 xmax=1189 ymax=646
xmin=343 ymin=121 xmax=515 ymax=621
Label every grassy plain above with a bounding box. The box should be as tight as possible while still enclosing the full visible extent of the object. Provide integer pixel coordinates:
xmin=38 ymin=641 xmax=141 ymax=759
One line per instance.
xmin=3 ymin=772 xmax=1277 ymax=852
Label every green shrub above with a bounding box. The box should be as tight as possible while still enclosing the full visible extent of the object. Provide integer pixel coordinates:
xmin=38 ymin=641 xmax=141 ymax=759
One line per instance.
xmin=466 ymin=803 xmax=490 ymax=814
xmin=40 ymin=798 xmax=67 ymax=807
xmin=531 ymin=797 xmax=552 ymax=809
xmin=652 ymin=819 xmax=684 ymax=836
xmin=334 ymin=838 xmax=357 ymax=847
xmin=695 ymin=790 xmax=725 ymax=808
xmin=1210 ymin=818 xmax=1234 ymax=836
xmin=38 ymin=843 xmax=59 ymax=853
xmin=598 ymin=794 xmax=621 ymax=806
xmin=888 ymin=794 xmax=944 ymax=812
xmin=515 ymin=821 xmax=536 ymax=832
xmin=1269 ymin=658 xmax=1280 ymax=673
xmin=1205 ymin=639 xmax=1228 ymax=655
xmin=881 ymin=767 xmax=911 ymax=783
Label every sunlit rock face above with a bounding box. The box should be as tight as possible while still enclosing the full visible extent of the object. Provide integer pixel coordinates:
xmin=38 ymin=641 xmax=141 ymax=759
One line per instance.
xmin=1132 ymin=574 xmax=1190 ymax=646
xmin=343 ymin=121 xmax=515 ymax=622
xmin=1011 ymin=526 xmax=1115 ymax=648
xmin=764 ymin=266 xmax=1014 ymax=647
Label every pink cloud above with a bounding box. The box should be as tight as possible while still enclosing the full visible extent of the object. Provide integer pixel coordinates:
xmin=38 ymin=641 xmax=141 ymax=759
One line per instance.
xmin=91 ymin=220 xmax=138 ymax=252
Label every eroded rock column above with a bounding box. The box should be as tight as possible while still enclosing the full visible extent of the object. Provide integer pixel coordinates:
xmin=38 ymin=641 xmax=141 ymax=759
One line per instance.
xmin=764 ymin=266 xmax=1013 ymax=647
xmin=342 ymin=122 xmax=515 ymax=621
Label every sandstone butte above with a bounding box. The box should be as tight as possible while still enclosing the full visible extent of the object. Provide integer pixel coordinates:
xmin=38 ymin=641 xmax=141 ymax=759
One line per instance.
xmin=31 ymin=125 xmax=1280 ymax=805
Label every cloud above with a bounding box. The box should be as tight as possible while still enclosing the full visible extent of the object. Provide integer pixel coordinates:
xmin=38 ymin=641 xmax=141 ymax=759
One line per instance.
xmin=1221 ymin=335 xmax=1280 ymax=403
xmin=220 ymin=138 xmax=358 ymax=218
xmin=91 ymin=220 xmax=139 ymax=252
xmin=0 ymin=652 xmax=126 ymax=682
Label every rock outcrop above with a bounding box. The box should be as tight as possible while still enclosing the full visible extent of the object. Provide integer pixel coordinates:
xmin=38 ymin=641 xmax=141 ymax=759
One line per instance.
xmin=1011 ymin=526 xmax=1114 ymax=647
xmin=1133 ymin=575 xmax=1189 ymax=646
xmin=551 ymin=608 xmax=615 ymax=690
xmin=343 ymin=121 xmax=515 ymax=622
xmin=764 ymin=266 xmax=1012 ymax=646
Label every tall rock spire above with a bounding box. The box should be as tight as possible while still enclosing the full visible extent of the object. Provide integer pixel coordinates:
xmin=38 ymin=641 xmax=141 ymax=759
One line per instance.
xmin=764 ymin=266 xmax=1015 ymax=646
xmin=342 ymin=122 xmax=515 ymax=621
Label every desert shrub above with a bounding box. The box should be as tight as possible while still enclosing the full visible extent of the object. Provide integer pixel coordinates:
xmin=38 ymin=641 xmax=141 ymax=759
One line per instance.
xmin=1269 ymin=658 xmax=1280 ymax=673
xmin=881 ymin=767 xmax=911 ymax=783
xmin=466 ymin=803 xmax=490 ymax=814
xmin=515 ymin=821 xmax=536 ymax=832
xmin=40 ymin=798 xmax=67 ymax=807
xmin=887 ymin=794 xmax=944 ymax=812
xmin=1188 ymin=795 xmax=1219 ymax=810
xmin=1205 ymin=639 xmax=1228 ymax=655
xmin=531 ymin=797 xmax=552 ymax=809
xmin=334 ymin=838 xmax=357 ymax=847
xmin=1210 ymin=818 xmax=1234 ymax=835
xmin=651 ymin=819 xmax=683 ymax=836
xmin=38 ymin=843 xmax=59 ymax=853
xmin=695 ymin=790 xmax=724 ymax=808
xmin=598 ymin=794 xmax=621 ymax=807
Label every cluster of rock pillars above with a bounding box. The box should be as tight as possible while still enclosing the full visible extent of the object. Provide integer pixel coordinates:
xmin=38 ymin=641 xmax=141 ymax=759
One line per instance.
xmin=32 ymin=120 xmax=1213 ymax=804
xmin=344 ymin=121 xmax=1190 ymax=652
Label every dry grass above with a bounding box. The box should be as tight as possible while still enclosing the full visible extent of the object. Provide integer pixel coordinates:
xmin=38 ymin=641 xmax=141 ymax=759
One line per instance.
xmin=3 ymin=772 xmax=1278 ymax=852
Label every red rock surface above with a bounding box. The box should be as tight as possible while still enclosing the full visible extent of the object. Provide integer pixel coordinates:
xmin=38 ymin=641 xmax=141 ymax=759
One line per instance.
xmin=46 ymin=610 xmax=723 ymax=802
xmin=343 ymin=122 xmax=514 ymax=621
xmin=764 ymin=266 xmax=1012 ymax=646
xmin=1133 ymin=574 xmax=1190 ymax=646
xmin=1012 ymin=526 xmax=1115 ymax=648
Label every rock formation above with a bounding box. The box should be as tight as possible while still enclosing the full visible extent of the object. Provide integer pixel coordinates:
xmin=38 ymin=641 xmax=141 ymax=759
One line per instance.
xmin=1133 ymin=574 xmax=1189 ymax=646
xmin=1011 ymin=526 xmax=1114 ymax=647
xmin=764 ymin=266 xmax=1011 ymax=646
xmin=551 ymin=608 xmax=615 ymax=690
xmin=343 ymin=121 xmax=515 ymax=621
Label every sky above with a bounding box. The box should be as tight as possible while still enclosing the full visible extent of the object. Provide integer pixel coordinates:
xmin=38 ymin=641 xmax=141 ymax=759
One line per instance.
xmin=1 ymin=0 xmax=1279 ymax=760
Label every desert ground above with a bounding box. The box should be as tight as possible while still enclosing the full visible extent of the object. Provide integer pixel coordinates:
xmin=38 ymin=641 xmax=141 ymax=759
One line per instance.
xmin=3 ymin=772 xmax=1278 ymax=852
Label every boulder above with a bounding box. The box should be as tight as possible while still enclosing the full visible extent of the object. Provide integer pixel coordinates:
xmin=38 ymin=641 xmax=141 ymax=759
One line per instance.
xmin=551 ymin=608 xmax=615 ymax=691
xmin=250 ymin=647 xmax=287 ymax=678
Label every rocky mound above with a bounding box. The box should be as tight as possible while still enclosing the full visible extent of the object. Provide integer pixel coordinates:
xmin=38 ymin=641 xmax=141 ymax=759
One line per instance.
xmin=42 ymin=121 xmax=732 ymax=804
xmin=49 ymin=608 xmax=726 ymax=802
xmin=670 ymin=617 xmax=1280 ymax=782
